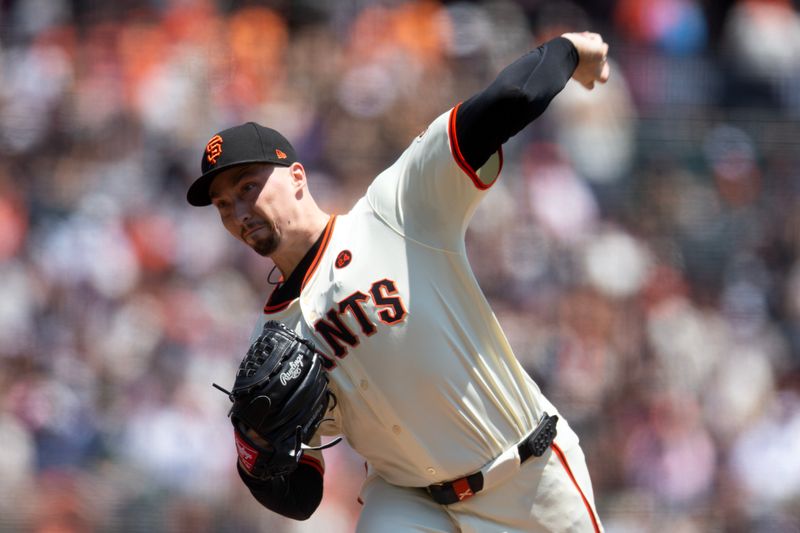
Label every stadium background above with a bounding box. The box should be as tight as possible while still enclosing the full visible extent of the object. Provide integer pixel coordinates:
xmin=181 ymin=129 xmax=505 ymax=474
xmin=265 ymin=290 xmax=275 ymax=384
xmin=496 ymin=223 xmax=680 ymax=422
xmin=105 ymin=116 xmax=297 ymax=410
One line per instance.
xmin=0 ymin=0 xmax=799 ymax=531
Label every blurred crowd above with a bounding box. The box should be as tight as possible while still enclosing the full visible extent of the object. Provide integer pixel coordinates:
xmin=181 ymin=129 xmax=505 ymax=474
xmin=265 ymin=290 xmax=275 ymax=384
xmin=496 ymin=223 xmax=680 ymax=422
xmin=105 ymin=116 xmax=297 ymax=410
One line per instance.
xmin=0 ymin=0 xmax=799 ymax=531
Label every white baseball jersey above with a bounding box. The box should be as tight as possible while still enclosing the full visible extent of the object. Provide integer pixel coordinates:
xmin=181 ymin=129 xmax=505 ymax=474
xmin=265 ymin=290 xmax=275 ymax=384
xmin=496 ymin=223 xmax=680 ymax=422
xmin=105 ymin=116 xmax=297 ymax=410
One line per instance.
xmin=249 ymin=108 xmax=576 ymax=489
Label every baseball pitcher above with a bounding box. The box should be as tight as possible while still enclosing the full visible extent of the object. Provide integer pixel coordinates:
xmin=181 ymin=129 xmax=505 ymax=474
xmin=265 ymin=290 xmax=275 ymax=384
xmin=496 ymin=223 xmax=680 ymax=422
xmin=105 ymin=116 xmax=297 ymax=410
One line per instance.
xmin=189 ymin=32 xmax=610 ymax=532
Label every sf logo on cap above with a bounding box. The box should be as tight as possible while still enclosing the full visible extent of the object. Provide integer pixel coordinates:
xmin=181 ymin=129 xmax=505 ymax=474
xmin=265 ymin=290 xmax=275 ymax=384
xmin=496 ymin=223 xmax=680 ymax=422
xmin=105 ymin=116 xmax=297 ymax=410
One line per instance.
xmin=206 ymin=135 xmax=223 ymax=165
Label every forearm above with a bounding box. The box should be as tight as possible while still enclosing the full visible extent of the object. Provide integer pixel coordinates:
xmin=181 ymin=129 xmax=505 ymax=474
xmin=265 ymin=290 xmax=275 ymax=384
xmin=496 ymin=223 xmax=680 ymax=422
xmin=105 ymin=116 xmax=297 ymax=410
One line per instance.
xmin=455 ymin=36 xmax=579 ymax=170
xmin=237 ymin=461 xmax=323 ymax=521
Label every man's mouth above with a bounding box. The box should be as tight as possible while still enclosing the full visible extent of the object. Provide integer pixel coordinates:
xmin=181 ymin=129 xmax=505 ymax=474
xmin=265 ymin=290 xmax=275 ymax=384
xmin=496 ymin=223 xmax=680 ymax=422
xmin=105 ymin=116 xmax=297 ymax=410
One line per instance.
xmin=243 ymin=225 xmax=266 ymax=238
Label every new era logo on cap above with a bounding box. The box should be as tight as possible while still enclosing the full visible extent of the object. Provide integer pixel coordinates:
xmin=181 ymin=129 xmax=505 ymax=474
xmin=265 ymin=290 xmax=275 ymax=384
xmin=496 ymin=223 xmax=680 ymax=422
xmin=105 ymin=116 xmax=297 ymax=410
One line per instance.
xmin=187 ymin=122 xmax=298 ymax=207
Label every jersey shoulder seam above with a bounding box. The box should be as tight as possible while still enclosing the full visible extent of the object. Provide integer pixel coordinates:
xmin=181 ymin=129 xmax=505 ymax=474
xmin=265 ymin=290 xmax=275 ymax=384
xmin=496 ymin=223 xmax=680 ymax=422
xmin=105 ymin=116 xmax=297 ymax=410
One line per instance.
xmin=362 ymin=194 xmax=464 ymax=256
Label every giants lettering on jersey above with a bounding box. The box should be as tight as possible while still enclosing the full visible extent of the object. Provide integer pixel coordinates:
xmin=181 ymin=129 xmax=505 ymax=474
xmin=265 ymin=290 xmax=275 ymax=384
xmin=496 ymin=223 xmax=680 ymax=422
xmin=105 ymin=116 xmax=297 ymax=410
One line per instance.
xmin=313 ymin=279 xmax=407 ymax=368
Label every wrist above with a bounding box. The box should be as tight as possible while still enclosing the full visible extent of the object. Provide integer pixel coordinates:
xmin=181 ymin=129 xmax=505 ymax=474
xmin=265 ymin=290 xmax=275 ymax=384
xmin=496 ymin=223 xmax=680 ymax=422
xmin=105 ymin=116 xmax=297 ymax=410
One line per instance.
xmin=553 ymin=35 xmax=580 ymax=74
xmin=556 ymin=36 xmax=580 ymax=65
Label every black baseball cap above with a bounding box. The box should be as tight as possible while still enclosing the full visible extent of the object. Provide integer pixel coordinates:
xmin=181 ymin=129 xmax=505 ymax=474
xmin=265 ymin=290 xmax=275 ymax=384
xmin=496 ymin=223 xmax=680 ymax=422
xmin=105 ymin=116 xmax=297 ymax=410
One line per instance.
xmin=186 ymin=122 xmax=297 ymax=206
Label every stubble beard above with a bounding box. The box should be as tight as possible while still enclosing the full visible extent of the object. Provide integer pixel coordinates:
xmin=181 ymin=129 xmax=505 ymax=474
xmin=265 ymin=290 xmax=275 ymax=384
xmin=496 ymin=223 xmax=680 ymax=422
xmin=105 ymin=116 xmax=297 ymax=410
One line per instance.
xmin=250 ymin=220 xmax=280 ymax=257
xmin=252 ymin=233 xmax=279 ymax=257
xmin=242 ymin=218 xmax=280 ymax=257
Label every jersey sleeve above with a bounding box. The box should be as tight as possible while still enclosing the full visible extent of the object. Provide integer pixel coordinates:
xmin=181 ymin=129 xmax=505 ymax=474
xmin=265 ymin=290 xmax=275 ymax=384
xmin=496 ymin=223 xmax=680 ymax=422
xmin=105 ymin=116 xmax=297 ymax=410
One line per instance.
xmin=365 ymin=108 xmax=501 ymax=250
xmin=237 ymin=453 xmax=324 ymax=521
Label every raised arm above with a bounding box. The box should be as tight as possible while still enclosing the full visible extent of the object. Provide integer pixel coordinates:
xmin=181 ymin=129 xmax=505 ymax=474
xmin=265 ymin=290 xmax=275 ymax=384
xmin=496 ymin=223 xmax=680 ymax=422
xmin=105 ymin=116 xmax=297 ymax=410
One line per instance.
xmin=456 ymin=32 xmax=610 ymax=171
xmin=364 ymin=32 xmax=609 ymax=249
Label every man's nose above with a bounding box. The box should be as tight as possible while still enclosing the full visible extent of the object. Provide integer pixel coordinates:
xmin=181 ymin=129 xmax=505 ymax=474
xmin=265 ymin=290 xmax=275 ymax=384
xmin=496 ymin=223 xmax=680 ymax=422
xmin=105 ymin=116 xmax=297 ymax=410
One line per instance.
xmin=234 ymin=200 xmax=251 ymax=224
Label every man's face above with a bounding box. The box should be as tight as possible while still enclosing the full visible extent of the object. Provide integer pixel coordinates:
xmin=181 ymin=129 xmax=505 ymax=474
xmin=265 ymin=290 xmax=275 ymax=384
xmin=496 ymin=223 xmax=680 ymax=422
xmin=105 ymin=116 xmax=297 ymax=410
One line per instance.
xmin=209 ymin=164 xmax=287 ymax=256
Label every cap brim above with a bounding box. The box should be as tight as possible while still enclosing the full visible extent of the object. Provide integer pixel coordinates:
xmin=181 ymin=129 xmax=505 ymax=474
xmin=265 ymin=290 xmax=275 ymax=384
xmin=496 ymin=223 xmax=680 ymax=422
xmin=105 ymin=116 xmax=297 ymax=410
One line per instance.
xmin=186 ymin=160 xmax=291 ymax=206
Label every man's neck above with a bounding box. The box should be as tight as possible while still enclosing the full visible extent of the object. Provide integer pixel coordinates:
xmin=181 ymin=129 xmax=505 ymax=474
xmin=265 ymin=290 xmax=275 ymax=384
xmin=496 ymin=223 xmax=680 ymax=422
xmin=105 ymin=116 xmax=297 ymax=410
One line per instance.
xmin=272 ymin=211 xmax=330 ymax=279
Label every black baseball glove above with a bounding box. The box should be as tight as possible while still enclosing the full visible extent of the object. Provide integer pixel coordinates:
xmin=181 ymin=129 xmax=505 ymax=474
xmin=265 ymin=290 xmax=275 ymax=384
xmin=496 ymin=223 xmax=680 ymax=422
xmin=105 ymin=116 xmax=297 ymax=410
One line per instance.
xmin=214 ymin=321 xmax=340 ymax=480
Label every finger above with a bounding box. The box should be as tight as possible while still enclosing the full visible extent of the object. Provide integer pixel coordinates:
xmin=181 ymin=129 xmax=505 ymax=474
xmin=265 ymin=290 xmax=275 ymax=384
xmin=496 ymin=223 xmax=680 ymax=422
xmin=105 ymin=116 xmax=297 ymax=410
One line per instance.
xmin=598 ymin=62 xmax=610 ymax=83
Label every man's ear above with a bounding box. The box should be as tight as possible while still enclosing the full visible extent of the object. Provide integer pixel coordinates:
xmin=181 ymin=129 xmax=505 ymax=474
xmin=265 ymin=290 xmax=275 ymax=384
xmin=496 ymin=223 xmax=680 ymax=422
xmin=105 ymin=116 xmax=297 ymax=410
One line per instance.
xmin=288 ymin=162 xmax=306 ymax=190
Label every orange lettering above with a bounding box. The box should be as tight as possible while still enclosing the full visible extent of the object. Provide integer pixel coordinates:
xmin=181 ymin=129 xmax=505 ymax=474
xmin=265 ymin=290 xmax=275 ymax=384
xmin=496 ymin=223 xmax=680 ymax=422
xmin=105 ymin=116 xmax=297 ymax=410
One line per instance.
xmin=205 ymin=135 xmax=223 ymax=165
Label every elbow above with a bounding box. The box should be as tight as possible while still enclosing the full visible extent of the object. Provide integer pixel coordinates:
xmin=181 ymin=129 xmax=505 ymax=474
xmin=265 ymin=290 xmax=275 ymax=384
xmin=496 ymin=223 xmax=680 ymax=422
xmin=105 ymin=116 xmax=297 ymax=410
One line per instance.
xmin=275 ymin=469 xmax=324 ymax=521
xmin=285 ymin=509 xmax=315 ymax=521
xmin=283 ymin=495 xmax=322 ymax=521
xmin=251 ymin=493 xmax=321 ymax=521
xmin=490 ymin=84 xmax=531 ymax=108
xmin=484 ymin=84 xmax=546 ymax=122
xmin=240 ymin=460 xmax=325 ymax=521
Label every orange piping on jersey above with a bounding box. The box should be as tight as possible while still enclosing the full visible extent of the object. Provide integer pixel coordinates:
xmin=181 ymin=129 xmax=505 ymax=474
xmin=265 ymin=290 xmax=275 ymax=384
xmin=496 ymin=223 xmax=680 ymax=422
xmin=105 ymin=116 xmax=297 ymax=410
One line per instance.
xmin=299 ymin=454 xmax=324 ymax=477
xmin=448 ymin=103 xmax=503 ymax=191
xmin=302 ymin=215 xmax=337 ymax=291
xmin=551 ymin=443 xmax=601 ymax=533
xmin=263 ymin=216 xmax=335 ymax=314
xmin=263 ymin=273 xmax=287 ymax=314
xmin=263 ymin=300 xmax=291 ymax=314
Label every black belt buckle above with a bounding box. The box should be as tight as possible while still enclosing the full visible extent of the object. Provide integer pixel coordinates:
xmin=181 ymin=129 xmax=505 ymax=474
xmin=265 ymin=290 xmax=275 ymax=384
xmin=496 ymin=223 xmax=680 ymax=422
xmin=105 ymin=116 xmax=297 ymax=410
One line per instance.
xmin=427 ymin=472 xmax=484 ymax=505
xmin=522 ymin=412 xmax=558 ymax=460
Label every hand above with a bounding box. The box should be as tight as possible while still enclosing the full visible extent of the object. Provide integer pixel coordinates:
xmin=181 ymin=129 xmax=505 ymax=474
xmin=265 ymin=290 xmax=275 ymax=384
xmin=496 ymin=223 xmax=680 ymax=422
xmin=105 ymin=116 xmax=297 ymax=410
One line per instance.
xmin=223 ymin=320 xmax=337 ymax=480
xmin=561 ymin=32 xmax=610 ymax=90
xmin=235 ymin=424 xmax=276 ymax=478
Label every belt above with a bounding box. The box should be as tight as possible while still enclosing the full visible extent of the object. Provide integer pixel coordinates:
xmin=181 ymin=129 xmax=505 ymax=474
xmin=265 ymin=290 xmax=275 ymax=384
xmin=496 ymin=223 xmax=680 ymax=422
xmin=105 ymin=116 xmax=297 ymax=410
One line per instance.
xmin=426 ymin=412 xmax=558 ymax=505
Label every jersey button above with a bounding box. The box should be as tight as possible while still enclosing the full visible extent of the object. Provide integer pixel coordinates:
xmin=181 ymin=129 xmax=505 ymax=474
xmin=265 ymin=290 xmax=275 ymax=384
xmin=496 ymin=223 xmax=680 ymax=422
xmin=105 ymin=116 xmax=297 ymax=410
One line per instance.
xmin=360 ymin=379 xmax=369 ymax=390
xmin=426 ymin=467 xmax=436 ymax=475
xmin=392 ymin=425 xmax=401 ymax=434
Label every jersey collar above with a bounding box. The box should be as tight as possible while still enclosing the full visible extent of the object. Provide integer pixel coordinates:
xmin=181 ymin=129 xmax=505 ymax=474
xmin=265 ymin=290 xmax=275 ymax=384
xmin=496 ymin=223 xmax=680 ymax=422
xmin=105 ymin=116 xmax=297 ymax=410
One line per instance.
xmin=263 ymin=216 xmax=336 ymax=313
